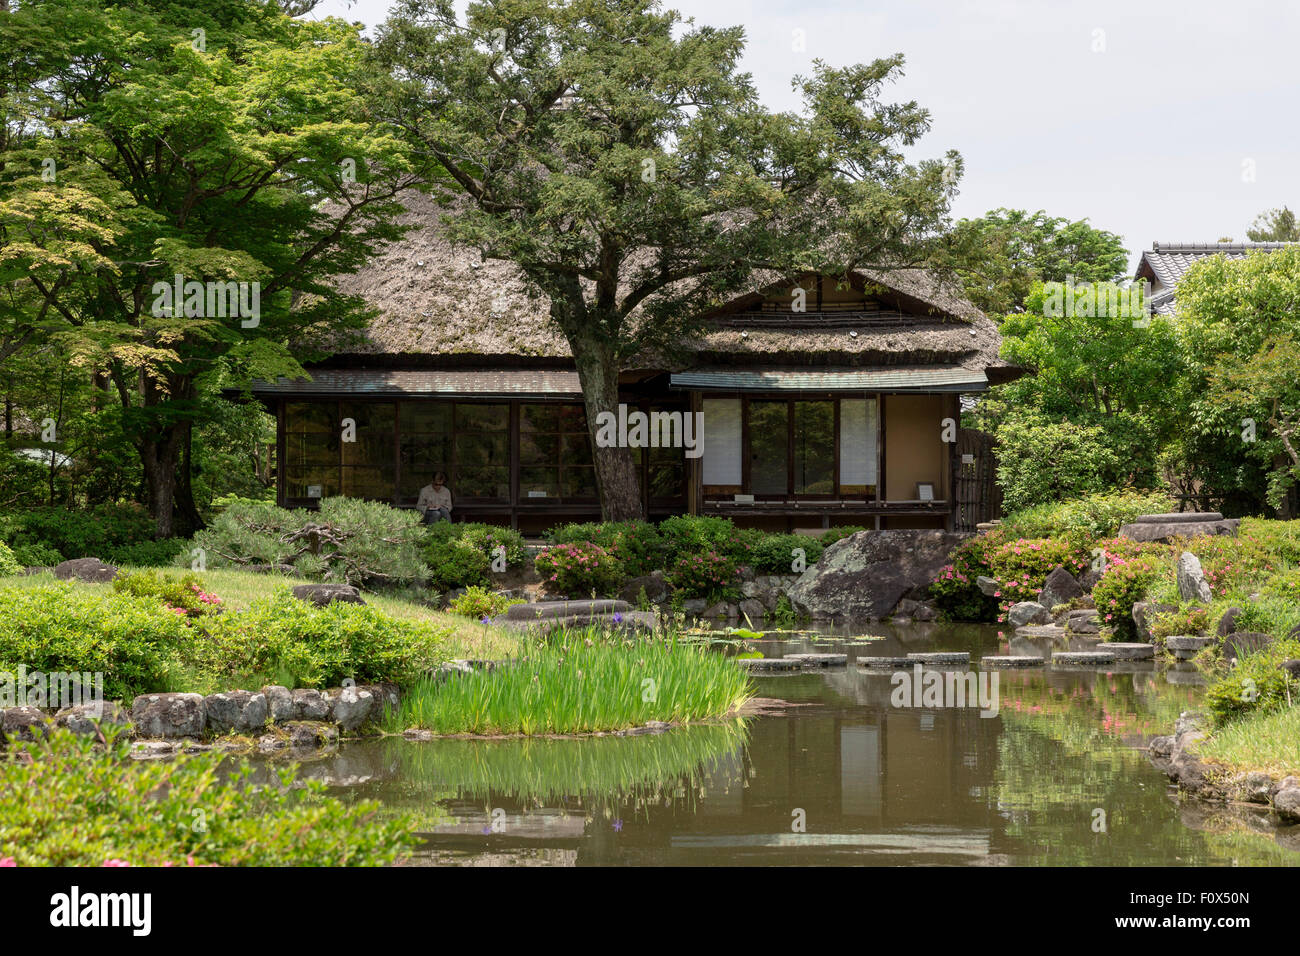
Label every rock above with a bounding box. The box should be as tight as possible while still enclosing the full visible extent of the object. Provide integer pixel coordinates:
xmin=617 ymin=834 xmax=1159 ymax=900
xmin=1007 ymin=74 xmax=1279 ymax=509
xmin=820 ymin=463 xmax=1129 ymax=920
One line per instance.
xmin=261 ymin=685 xmax=295 ymax=723
xmin=1166 ymin=635 xmax=1215 ymax=660
xmin=1118 ymin=512 xmax=1240 ymax=544
xmin=682 ymin=599 xmax=707 ymax=615
xmin=503 ymin=599 xmax=630 ymax=621
xmin=1216 ymin=607 xmax=1243 ymax=637
xmin=1176 ymin=552 xmax=1212 ymax=603
xmin=131 ymin=693 xmax=206 ymax=739
xmin=52 ymin=557 xmax=118 ymax=584
xmin=1052 ymin=650 xmax=1115 ymax=665
xmin=1149 ymin=735 xmax=1175 ymax=758
xmin=786 ymin=529 xmax=970 ymax=621
xmin=980 ymin=656 xmax=1044 ymax=668
xmin=358 ymin=682 xmax=400 ymax=719
xmin=1106 ymin=643 xmax=1155 ymax=660
xmin=620 ymin=572 xmax=669 ymax=605
xmin=1 ymin=706 xmax=51 ymax=742
xmin=331 ymin=686 xmax=374 ymax=731
xmin=291 ymin=583 xmax=365 ymax=607
xmin=1132 ymin=602 xmax=1175 ymax=642
xmin=1174 ymin=711 xmax=1206 ymax=736
xmin=1242 ymin=772 xmax=1276 ymax=803
xmin=286 ymin=720 xmax=338 ymax=749
xmin=1007 ymin=601 xmax=1050 ymax=627
xmin=738 ymin=598 xmax=766 ymax=623
xmin=204 ymin=691 xmax=268 ymax=734
xmin=907 ymin=651 xmax=970 ymax=664
xmin=1221 ymin=632 xmax=1272 ymax=662
xmin=911 ymin=602 xmax=938 ymax=622
xmin=55 ymin=701 xmax=129 ymax=736
xmin=1076 ymin=568 xmax=1103 ymax=592
xmin=291 ymin=688 xmax=332 ymax=721
xmin=1039 ymin=565 xmax=1084 ymax=611
xmin=1278 ymin=659 xmax=1300 ymax=680
xmin=1064 ymin=609 xmax=1101 ymax=635
xmin=1273 ymin=787 xmax=1300 ymax=817
xmin=976 ymin=575 xmax=1000 ymax=596
xmin=703 ymin=601 xmax=738 ymax=620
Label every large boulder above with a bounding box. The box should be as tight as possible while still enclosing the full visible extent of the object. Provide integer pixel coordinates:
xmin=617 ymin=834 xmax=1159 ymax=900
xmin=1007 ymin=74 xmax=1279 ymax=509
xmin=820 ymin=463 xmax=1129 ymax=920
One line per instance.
xmin=1176 ymin=552 xmax=1213 ymax=603
xmin=131 ymin=693 xmax=206 ymax=739
xmin=291 ymin=583 xmax=365 ymax=607
xmin=2 ymin=706 xmax=51 ymax=742
xmin=204 ymin=690 xmax=269 ymax=734
xmin=1216 ymin=607 xmax=1243 ymax=637
xmin=1221 ymin=632 xmax=1272 ymax=662
xmin=1039 ymin=565 xmax=1084 ymax=611
xmin=620 ymin=572 xmax=669 ymax=605
xmin=291 ymin=688 xmax=332 ymax=721
xmin=1118 ymin=512 xmax=1239 ymax=544
xmin=331 ymin=686 xmax=374 ymax=732
xmin=786 ymin=530 xmax=970 ymax=621
xmin=1007 ymin=601 xmax=1050 ymax=627
xmin=53 ymin=557 xmax=118 ymax=584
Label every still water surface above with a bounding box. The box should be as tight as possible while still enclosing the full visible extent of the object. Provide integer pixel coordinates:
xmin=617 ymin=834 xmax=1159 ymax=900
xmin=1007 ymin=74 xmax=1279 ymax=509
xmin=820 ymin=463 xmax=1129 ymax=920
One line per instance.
xmin=299 ymin=624 xmax=1300 ymax=865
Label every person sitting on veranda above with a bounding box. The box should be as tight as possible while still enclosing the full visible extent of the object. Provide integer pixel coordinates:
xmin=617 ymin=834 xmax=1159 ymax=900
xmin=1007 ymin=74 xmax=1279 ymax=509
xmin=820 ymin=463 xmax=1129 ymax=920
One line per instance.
xmin=417 ymin=472 xmax=454 ymax=524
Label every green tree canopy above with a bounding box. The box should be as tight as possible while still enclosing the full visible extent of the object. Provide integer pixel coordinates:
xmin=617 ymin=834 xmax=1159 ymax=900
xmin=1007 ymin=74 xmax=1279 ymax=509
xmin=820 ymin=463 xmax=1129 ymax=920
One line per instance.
xmin=370 ymin=0 xmax=963 ymax=519
xmin=0 ymin=0 xmax=428 ymax=536
xmin=1246 ymin=206 xmax=1300 ymax=242
xmin=952 ymin=208 xmax=1129 ymax=316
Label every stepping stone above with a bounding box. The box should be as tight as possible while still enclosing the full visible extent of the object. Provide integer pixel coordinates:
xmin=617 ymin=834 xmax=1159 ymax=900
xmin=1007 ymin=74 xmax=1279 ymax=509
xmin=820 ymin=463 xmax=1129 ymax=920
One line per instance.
xmin=785 ymin=653 xmax=848 ymax=668
xmin=980 ymin=656 xmax=1045 ymax=668
xmin=1165 ymin=635 xmax=1215 ymax=660
xmin=858 ymin=656 xmax=914 ymax=669
xmin=906 ymin=652 xmax=970 ymax=664
xmin=1015 ymin=625 xmax=1067 ymax=640
xmin=1052 ymin=650 xmax=1116 ymax=665
xmin=1105 ymin=642 xmax=1155 ymax=660
xmin=735 ymin=657 xmax=801 ymax=671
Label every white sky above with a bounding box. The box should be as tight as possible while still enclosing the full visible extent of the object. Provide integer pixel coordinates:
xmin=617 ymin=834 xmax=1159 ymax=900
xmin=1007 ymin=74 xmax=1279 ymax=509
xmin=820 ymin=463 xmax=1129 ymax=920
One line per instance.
xmin=309 ymin=0 xmax=1300 ymax=271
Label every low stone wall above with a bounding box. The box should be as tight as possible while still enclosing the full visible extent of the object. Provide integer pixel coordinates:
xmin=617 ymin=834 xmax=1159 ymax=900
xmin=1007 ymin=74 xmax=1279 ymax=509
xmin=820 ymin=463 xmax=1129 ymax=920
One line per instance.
xmin=1149 ymin=711 xmax=1300 ymax=823
xmin=0 ymin=682 xmax=402 ymax=756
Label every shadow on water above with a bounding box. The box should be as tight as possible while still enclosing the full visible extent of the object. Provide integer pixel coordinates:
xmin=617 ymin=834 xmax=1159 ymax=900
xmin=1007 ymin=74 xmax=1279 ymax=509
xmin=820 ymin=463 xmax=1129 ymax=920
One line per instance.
xmin=293 ymin=623 xmax=1300 ymax=866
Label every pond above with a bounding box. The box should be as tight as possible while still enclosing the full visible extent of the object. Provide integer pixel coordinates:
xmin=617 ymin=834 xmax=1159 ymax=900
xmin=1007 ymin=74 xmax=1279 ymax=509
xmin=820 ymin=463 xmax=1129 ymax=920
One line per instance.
xmin=282 ymin=624 xmax=1300 ymax=865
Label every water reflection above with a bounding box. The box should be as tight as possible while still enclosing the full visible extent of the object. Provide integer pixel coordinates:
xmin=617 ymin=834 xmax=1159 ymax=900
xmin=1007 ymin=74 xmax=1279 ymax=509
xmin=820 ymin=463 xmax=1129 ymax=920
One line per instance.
xmin=305 ymin=624 xmax=1299 ymax=866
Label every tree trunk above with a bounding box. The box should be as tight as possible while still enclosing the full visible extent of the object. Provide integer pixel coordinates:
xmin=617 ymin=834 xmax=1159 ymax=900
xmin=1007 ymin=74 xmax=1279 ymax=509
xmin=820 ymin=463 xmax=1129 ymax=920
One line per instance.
xmin=172 ymin=420 xmax=205 ymax=536
xmin=574 ymin=344 xmax=644 ymax=521
xmin=141 ymin=435 xmax=181 ymax=539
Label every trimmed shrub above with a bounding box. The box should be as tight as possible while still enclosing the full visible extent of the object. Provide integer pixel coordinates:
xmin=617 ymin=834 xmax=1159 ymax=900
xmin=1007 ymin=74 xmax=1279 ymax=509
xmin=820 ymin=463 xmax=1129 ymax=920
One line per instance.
xmin=930 ymin=564 xmax=996 ymax=622
xmin=658 ymin=515 xmax=757 ymax=564
xmin=187 ymin=590 xmax=451 ymax=691
xmin=183 ymin=496 xmax=429 ymax=586
xmin=425 ymin=540 xmax=492 ymax=592
xmin=0 ymin=729 xmax=412 ymax=866
xmin=547 ymin=520 xmax=666 ymax=577
xmin=748 ymin=533 xmax=823 ymax=574
xmin=448 ymin=585 xmax=522 ymax=620
xmin=665 ymin=550 xmax=742 ymax=602
xmin=534 ymin=542 xmax=624 ymax=597
xmin=457 ymin=523 xmax=527 ymax=568
xmin=985 ymin=537 xmax=1091 ymax=615
xmin=999 ymin=490 xmax=1176 ymax=540
xmin=112 ymin=570 xmax=222 ymax=619
xmin=0 ymin=584 xmax=188 ymax=700
xmin=419 ymin=522 xmax=526 ymax=591
xmin=0 ymin=502 xmax=154 ymax=562
xmin=1093 ymin=553 xmax=1164 ymax=640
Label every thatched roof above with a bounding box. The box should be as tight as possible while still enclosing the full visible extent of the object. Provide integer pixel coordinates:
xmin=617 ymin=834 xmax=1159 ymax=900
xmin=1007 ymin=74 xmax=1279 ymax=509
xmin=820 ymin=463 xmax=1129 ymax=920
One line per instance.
xmin=317 ymin=190 xmax=1012 ymax=377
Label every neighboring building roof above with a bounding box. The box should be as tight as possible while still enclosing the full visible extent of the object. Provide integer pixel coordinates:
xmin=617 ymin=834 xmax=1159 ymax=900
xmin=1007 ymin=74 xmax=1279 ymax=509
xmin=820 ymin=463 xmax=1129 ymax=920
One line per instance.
xmin=669 ymin=367 xmax=988 ymax=392
xmin=310 ymin=190 xmax=1011 ymax=377
xmin=1135 ymin=241 xmax=1296 ymax=314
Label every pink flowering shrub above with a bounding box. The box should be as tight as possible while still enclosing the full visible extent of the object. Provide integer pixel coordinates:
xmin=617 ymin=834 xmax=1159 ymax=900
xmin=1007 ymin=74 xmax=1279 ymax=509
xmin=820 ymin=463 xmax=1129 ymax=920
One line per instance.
xmin=666 ymin=550 xmax=742 ymax=602
xmin=112 ymin=570 xmax=222 ymax=620
xmin=534 ymin=542 xmax=624 ymax=597
xmin=985 ymin=537 xmax=1091 ymax=621
xmin=1093 ymin=552 xmax=1164 ymax=640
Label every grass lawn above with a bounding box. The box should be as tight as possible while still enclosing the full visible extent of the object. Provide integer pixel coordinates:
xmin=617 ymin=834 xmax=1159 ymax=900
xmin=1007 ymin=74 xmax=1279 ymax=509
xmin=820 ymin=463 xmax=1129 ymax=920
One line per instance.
xmin=1198 ymin=706 xmax=1300 ymax=779
xmin=0 ymin=567 xmax=521 ymax=661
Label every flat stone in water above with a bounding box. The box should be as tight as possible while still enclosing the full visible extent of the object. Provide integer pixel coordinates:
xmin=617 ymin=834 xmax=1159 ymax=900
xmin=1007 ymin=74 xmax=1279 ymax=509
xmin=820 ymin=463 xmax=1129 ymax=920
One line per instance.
xmin=858 ymin=656 xmax=914 ymax=669
xmin=1052 ymin=650 xmax=1116 ymax=665
xmin=1105 ymin=642 xmax=1155 ymax=660
xmin=785 ymin=653 xmax=848 ymax=668
xmin=980 ymin=656 xmax=1045 ymax=668
xmin=1165 ymin=635 xmax=1214 ymax=651
xmin=1016 ymin=625 xmax=1066 ymax=639
xmin=736 ymin=657 xmax=802 ymax=671
xmin=907 ymin=651 xmax=970 ymax=664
